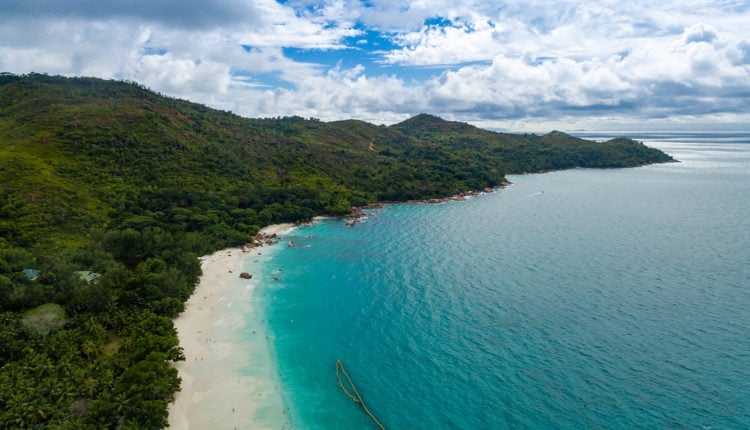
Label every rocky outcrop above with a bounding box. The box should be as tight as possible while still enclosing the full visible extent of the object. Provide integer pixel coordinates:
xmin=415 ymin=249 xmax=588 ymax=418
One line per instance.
xmin=241 ymin=232 xmax=281 ymax=252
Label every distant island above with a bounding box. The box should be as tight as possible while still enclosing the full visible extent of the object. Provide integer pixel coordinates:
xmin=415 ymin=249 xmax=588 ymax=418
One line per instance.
xmin=0 ymin=73 xmax=673 ymax=428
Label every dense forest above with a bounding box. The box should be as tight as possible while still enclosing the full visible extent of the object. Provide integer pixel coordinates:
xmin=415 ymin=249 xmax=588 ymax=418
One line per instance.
xmin=0 ymin=73 xmax=673 ymax=428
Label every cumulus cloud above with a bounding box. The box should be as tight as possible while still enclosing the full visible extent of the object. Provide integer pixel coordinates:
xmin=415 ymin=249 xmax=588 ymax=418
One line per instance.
xmin=617 ymin=23 xmax=750 ymax=92
xmin=0 ymin=0 xmax=357 ymax=97
xmin=235 ymin=65 xmax=420 ymax=123
xmin=409 ymin=22 xmax=749 ymax=123
xmin=384 ymin=19 xmax=506 ymax=65
xmin=0 ymin=0 xmax=749 ymax=130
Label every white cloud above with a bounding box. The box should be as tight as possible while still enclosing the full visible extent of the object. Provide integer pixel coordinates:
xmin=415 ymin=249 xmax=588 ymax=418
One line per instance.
xmin=617 ymin=23 xmax=750 ymax=90
xmin=0 ymin=0 xmax=357 ymax=94
xmin=235 ymin=64 xmax=420 ymax=122
xmin=137 ymin=54 xmax=232 ymax=97
xmin=234 ymin=0 xmax=361 ymax=49
xmin=384 ymin=19 xmax=506 ymax=65
xmin=0 ymin=0 xmax=749 ymax=130
xmin=378 ymin=0 xmax=750 ymax=65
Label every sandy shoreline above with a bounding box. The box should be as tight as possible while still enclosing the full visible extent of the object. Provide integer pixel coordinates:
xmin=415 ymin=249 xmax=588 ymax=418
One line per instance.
xmin=167 ymin=223 xmax=294 ymax=429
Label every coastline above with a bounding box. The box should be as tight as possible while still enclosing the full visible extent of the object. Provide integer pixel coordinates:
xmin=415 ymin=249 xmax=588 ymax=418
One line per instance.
xmin=166 ymin=190 xmax=504 ymax=428
xmin=167 ymin=223 xmax=295 ymax=430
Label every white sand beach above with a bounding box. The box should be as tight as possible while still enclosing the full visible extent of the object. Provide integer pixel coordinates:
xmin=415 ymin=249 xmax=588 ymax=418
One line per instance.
xmin=168 ymin=224 xmax=294 ymax=429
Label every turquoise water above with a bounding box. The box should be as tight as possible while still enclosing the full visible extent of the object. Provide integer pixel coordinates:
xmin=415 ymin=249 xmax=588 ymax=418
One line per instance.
xmin=253 ymin=134 xmax=750 ymax=429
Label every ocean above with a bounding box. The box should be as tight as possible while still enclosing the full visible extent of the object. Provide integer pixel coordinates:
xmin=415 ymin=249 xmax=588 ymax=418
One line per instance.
xmin=245 ymin=133 xmax=750 ymax=429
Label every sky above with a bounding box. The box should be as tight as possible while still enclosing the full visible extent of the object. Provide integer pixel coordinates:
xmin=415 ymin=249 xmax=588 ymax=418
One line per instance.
xmin=1 ymin=0 xmax=749 ymax=132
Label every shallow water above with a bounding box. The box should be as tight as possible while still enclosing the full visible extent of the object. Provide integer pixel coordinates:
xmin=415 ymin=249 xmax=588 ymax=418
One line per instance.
xmin=252 ymin=134 xmax=750 ymax=429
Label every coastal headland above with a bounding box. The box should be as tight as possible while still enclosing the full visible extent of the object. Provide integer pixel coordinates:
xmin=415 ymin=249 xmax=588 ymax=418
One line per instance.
xmin=0 ymin=74 xmax=675 ymax=428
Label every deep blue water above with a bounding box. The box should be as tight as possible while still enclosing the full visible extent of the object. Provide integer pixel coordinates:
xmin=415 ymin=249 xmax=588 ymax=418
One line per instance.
xmin=253 ymin=134 xmax=750 ymax=429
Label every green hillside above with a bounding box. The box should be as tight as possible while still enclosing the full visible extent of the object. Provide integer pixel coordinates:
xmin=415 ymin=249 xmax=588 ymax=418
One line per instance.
xmin=0 ymin=73 xmax=673 ymax=428
xmin=391 ymin=113 xmax=673 ymax=173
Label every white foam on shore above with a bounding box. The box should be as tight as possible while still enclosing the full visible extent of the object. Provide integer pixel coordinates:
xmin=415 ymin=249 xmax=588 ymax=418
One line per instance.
xmin=168 ymin=224 xmax=296 ymax=429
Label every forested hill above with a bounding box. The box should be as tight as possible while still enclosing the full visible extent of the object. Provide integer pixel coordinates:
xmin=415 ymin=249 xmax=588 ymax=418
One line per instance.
xmin=0 ymin=73 xmax=673 ymax=428
xmin=1 ymin=74 xmax=672 ymax=249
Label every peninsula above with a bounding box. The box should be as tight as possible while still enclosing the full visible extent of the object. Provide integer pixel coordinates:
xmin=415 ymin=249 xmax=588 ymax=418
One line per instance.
xmin=0 ymin=73 xmax=673 ymax=428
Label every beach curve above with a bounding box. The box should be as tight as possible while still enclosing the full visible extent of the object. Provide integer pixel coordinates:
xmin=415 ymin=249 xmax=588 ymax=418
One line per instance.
xmin=167 ymin=224 xmax=295 ymax=429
